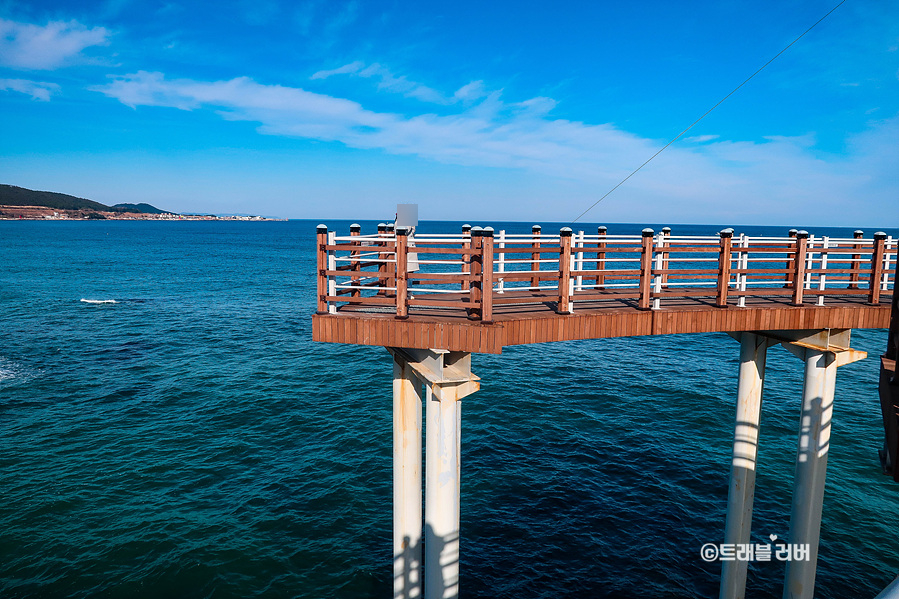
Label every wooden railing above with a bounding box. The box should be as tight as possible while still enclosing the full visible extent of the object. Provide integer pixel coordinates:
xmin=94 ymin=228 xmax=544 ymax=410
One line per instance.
xmin=315 ymin=224 xmax=897 ymax=321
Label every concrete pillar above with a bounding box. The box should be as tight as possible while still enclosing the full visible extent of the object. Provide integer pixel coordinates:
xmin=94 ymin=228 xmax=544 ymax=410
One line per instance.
xmin=394 ymin=358 xmax=423 ymax=599
xmin=720 ymin=332 xmax=769 ymax=599
xmin=425 ymin=384 xmax=461 ymax=599
xmin=389 ymin=348 xmax=477 ymax=599
xmin=783 ymin=347 xmax=837 ymax=599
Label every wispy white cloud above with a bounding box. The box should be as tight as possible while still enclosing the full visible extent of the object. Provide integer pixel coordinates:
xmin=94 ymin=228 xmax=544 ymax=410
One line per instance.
xmin=311 ymin=60 xmax=450 ymax=104
xmin=0 ymin=18 xmax=110 ymax=70
xmin=454 ymin=80 xmax=488 ymax=103
xmin=0 ymin=78 xmax=60 ymax=101
xmin=91 ymin=70 xmax=897 ymax=223
xmin=311 ymin=60 xmax=364 ymax=80
xmin=357 ymin=62 xmax=448 ymax=103
xmin=684 ymin=134 xmax=719 ymax=143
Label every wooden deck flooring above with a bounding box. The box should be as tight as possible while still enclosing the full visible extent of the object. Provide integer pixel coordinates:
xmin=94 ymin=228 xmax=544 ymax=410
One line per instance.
xmin=312 ymin=290 xmax=893 ymax=354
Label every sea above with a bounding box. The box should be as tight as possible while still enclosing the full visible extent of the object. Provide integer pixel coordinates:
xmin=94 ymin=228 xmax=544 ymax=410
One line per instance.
xmin=1 ymin=219 xmax=897 ymax=598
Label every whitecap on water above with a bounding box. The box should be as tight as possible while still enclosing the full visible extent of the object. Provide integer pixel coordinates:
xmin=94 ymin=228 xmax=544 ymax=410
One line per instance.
xmin=80 ymin=299 xmax=117 ymax=304
xmin=0 ymin=357 xmax=36 ymax=387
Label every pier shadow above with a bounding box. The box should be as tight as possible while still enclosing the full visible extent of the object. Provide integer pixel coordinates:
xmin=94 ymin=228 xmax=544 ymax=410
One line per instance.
xmin=796 ymin=395 xmax=831 ymax=464
xmin=731 ymin=419 xmax=761 ymax=472
xmin=425 ymin=523 xmax=460 ymax=599
xmin=393 ymin=534 xmax=421 ymax=599
xmin=393 ymin=525 xmax=460 ymax=599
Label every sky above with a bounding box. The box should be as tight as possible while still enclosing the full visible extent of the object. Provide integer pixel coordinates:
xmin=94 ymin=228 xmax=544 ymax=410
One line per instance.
xmin=0 ymin=0 xmax=897 ymax=226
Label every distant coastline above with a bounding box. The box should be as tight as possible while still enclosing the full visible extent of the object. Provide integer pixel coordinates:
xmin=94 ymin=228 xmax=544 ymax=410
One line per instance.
xmin=0 ymin=205 xmax=284 ymax=221
xmin=0 ymin=184 xmax=284 ymax=221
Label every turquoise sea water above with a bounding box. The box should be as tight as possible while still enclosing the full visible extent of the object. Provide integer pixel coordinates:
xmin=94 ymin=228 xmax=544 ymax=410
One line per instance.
xmin=0 ymin=219 xmax=897 ymax=598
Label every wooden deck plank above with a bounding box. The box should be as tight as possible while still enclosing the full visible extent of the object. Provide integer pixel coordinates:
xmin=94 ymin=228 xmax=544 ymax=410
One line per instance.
xmin=313 ymin=291 xmax=892 ymax=353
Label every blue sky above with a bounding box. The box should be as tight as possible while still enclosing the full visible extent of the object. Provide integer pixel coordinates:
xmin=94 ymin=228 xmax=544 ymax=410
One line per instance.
xmin=1 ymin=0 xmax=897 ymax=225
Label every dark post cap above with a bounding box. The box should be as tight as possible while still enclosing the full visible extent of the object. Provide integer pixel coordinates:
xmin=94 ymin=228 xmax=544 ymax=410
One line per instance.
xmin=853 ymin=230 xmax=864 ymax=237
xmin=483 ymin=226 xmax=495 ymax=238
xmin=642 ymin=228 xmax=654 ymax=237
xmin=377 ymin=223 xmax=387 ymax=231
xmin=597 ymin=226 xmax=607 ymax=233
xmin=661 ymin=227 xmax=671 ymax=233
xmin=719 ymin=228 xmax=733 ymax=239
xmin=532 ymin=224 xmax=542 ymax=232
xmin=874 ymin=231 xmax=887 ymax=240
xmin=788 ymin=229 xmax=798 ymax=236
xmin=796 ymin=230 xmax=809 ymax=239
xmin=471 ymin=226 xmax=483 ymax=237
xmin=316 ymin=224 xmax=328 ymax=233
xmin=386 ymin=223 xmax=395 ymax=232
xmin=395 ymin=226 xmax=409 ymax=237
xmin=350 ymin=223 xmax=361 ymax=232
xmin=560 ymin=227 xmax=573 ymax=237
xmin=462 ymin=224 xmax=471 ymax=232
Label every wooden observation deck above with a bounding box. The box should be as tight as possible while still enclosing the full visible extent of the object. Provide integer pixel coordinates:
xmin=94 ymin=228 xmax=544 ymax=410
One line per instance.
xmin=313 ymin=224 xmax=895 ymax=353
xmin=310 ymin=222 xmax=897 ymax=599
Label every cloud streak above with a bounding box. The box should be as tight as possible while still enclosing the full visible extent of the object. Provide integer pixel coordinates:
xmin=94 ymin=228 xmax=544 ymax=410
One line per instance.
xmin=0 ymin=18 xmax=110 ymax=70
xmin=310 ymin=61 xmax=364 ymax=79
xmin=92 ymin=70 xmax=897 ymax=223
xmin=312 ymin=60 xmax=450 ymax=104
xmin=0 ymin=78 xmax=60 ymax=101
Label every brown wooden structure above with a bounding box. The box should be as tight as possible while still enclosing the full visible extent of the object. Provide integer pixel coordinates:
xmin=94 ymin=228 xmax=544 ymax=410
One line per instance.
xmin=313 ymin=225 xmax=896 ymax=353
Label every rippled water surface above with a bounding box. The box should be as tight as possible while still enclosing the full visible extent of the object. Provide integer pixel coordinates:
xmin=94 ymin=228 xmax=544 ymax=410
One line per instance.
xmin=1 ymin=220 xmax=897 ymax=598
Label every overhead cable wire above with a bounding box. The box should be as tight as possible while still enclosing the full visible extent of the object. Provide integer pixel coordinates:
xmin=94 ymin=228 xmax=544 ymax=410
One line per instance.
xmin=570 ymin=0 xmax=848 ymax=225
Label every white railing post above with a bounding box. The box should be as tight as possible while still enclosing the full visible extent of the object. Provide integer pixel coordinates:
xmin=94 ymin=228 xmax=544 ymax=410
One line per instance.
xmin=497 ymin=229 xmax=506 ymax=294
xmin=575 ymin=231 xmax=584 ymax=292
xmin=805 ymin=235 xmax=815 ymax=290
xmin=817 ymin=237 xmax=829 ymax=306
xmin=652 ymin=231 xmax=663 ymax=310
xmin=884 ymin=236 xmax=895 ymax=291
xmin=327 ymin=231 xmax=337 ymax=314
xmin=738 ymin=234 xmax=748 ymax=308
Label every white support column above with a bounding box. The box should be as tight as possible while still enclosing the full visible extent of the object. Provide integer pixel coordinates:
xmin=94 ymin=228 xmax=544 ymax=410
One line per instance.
xmin=388 ymin=348 xmax=478 ymax=599
xmin=393 ymin=357 xmax=423 ymax=599
xmin=720 ymin=329 xmax=865 ymax=599
xmin=759 ymin=329 xmax=865 ymax=599
xmin=425 ymin=385 xmax=460 ymax=599
xmin=782 ymin=347 xmax=837 ymax=599
xmin=720 ymin=332 xmax=770 ymax=599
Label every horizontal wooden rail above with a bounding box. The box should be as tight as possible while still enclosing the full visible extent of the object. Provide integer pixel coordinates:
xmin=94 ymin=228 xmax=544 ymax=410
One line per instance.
xmin=315 ymin=224 xmax=896 ymax=320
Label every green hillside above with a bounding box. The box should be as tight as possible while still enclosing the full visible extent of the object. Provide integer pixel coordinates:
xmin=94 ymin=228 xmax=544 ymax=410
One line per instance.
xmin=0 ymin=184 xmax=169 ymax=214
xmin=0 ymin=184 xmax=111 ymax=211
xmin=112 ymin=203 xmax=171 ymax=214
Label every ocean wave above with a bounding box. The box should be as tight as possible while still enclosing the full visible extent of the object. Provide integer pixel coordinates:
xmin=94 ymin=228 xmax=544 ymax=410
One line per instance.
xmin=80 ymin=299 xmax=117 ymax=304
xmin=0 ymin=357 xmax=35 ymax=386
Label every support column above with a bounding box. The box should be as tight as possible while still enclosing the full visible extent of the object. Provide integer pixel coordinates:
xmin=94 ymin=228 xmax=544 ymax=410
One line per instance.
xmin=720 ymin=332 xmax=770 ymax=599
xmin=783 ymin=347 xmax=837 ymax=599
xmin=388 ymin=348 xmax=478 ymax=599
xmin=425 ymin=385 xmax=460 ymax=599
xmin=721 ymin=329 xmax=865 ymax=599
xmin=393 ymin=357 xmax=423 ymax=599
